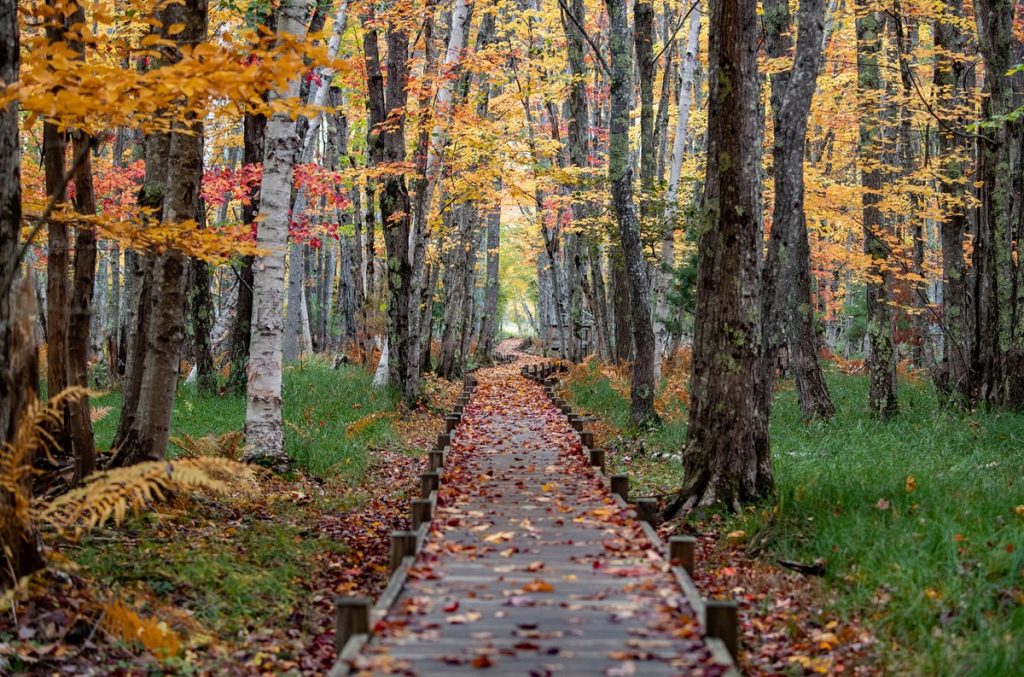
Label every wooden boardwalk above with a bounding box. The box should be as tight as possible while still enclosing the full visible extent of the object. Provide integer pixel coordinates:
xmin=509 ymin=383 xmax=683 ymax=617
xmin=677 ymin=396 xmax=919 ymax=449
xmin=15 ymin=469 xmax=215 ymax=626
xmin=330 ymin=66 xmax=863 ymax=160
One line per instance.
xmin=334 ymin=362 xmax=737 ymax=676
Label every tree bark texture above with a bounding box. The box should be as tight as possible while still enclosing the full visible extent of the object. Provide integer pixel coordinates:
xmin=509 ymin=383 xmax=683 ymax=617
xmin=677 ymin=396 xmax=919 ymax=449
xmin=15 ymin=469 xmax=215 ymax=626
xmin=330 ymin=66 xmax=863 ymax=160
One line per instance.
xmin=669 ymin=0 xmax=770 ymax=515
xmin=760 ymin=0 xmax=834 ymax=421
xmin=856 ymin=4 xmax=898 ymax=418
xmin=244 ymin=0 xmax=310 ymax=463
xmin=605 ymin=0 xmax=659 ymax=426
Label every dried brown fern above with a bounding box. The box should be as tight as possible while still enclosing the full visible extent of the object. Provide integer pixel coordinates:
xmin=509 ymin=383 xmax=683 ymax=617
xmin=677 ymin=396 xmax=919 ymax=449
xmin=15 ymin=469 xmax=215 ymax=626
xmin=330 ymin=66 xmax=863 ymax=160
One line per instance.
xmin=0 ymin=388 xmax=87 ymax=533
xmin=38 ymin=457 xmax=255 ymax=537
xmin=169 ymin=430 xmax=244 ymax=460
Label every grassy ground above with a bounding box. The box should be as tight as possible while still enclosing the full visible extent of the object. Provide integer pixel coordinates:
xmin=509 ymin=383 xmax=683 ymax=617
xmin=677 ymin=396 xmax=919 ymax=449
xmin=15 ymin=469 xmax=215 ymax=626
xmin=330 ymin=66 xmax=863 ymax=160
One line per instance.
xmin=92 ymin=357 xmax=401 ymax=479
xmin=561 ymin=361 xmax=1024 ymax=676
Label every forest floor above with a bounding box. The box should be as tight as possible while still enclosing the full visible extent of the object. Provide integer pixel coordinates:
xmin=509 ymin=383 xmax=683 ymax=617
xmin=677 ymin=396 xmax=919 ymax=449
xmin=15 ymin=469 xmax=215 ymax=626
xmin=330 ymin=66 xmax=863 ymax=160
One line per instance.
xmin=559 ymin=356 xmax=1024 ymax=676
xmin=1 ymin=357 xmax=459 ymax=675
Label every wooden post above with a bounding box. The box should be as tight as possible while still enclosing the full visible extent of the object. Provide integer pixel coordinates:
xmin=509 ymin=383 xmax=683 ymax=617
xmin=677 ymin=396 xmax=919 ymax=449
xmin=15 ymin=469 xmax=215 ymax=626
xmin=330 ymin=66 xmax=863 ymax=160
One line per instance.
xmin=453 ymin=404 xmax=464 ymax=415
xmin=580 ymin=431 xmax=594 ymax=448
xmin=560 ymin=404 xmax=572 ymax=415
xmin=611 ymin=474 xmax=629 ymax=502
xmin=445 ymin=414 xmax=461 ymax=433
xmin=411 ymin=499 xmax=432 ymax=529
xmin=390 ymin=531 xmax=418 ymax=572
xmin=569 ymin=415 xmax=584 ymax=432
xmin=436 ymin=433 xmax=450 ymax=449
xmin=589 ymin=448 xmax=606 ymax=473
xmin=334 ymin=596 xmax=371 ymax=653
xmin=705 ymin=599 xmax=739 ymax=660
xmin=428 ymin=450 xmax=444 ymax=472
xmin=421 ymin=471 xmax=440 ymax=498
xmin=669 ymin=536 xmax=697 ymax=577
xmin=636 ymin=498 xmax=658 ymax=524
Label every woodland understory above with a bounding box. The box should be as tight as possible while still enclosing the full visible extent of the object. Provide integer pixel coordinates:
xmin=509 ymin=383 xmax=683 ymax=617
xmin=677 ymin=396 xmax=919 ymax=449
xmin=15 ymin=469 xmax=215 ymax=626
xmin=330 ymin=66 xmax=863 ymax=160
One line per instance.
xmin=0 ymin=0 xmax=1023 ymax=674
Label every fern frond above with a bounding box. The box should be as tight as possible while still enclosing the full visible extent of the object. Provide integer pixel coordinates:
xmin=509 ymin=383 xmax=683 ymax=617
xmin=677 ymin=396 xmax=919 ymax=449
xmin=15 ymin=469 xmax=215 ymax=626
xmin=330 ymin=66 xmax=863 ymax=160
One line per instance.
xmin=169 ymin=431 xmax=244 ymax=460
xmin=0 ymin=388 xmax=87 ymax=530
xmin=37 ymin=458 xmax=255 ymax=537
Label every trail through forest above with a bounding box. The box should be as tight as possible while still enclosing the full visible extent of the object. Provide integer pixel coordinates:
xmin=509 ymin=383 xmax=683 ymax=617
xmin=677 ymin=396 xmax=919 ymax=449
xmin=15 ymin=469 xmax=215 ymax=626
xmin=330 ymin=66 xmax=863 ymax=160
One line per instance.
xmin=351 ymin=362 xmax=732 ymax=675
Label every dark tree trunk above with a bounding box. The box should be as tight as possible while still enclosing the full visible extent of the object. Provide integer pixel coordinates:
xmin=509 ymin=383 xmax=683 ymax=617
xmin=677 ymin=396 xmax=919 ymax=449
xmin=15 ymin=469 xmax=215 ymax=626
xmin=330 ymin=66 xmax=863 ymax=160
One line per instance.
xmin=477 ymin=206 xmax=501 ymax=361
xmin=666 ymin=0 xmax=769 ymax=516
xmin=973 ymin=0 xmax=1022 ymax=407
xmin=760 ymin=0 xmax=834 ymax=421
xmin=226 ymin=113 xmax=267 ymax=391
xmin=68 ymin=126 xmax=98 ymax=482
xmin=110 ymin=0 xmax=208 ymax=466
xmin=932 ymin=0 xmax=973 ymax=404
xmin=587 ymin=244 xmax=612 ymax=361
xmin=856 ymin=4 xmax=898 ymax=418
xmin=611 ymin=251 xmax=632 ymax=364
xmin=634 ymin=0 xmax=657 ymax=199
xmin=364 ymin=9 xmax=416 ymax=400
xmin=43 ymin=121 xmax=70 ymax=436
xmin=605 ymin=0 xmax=659 ymax=426
xmin=561 ymin=0 xmax=596 ymax=362
xmin=0 ymin=0 xmax=45 ymax=586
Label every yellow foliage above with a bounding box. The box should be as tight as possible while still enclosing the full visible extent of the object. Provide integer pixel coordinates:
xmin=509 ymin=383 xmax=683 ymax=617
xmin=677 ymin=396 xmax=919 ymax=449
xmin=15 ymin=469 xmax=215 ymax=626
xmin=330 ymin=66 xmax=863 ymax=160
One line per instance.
xmin=38 ymin=457 xmax=255 ymax=537
xmin=100 ymin=599 xmax=182 ymax=659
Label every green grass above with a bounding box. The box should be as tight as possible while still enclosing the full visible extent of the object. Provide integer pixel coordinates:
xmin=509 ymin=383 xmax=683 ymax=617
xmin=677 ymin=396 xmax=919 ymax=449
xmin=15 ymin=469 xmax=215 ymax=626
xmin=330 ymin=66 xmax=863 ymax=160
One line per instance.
xmin=73 ymin=503 xmax=346 ymax=636
xmin=564 ymin=365 xmax=1024 ymax=676
xmin=92 ymin=357 xmax=401 ymax=480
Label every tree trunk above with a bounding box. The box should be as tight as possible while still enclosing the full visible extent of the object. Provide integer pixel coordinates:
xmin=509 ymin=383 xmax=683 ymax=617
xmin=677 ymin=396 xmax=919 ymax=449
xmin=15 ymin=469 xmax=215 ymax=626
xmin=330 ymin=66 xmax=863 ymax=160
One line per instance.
xmin=657 ymin=1 xmax=701 ymax=370
xmin=973 ymin=0 xmax=1022 ymax=407
xmin=244 ymin=0 xmax=310 ymax=464
xmin=477 ymin=206 xmax=501 ymax=361
xmin=283 ymin=242 xmax=304 ymax=362
xmin=110 ymin=0 xmax=208 ymax=467
xmin=364 ymin=7 xmax=416 ymax=400
xmin=43 ymin=120 xmax=70 ymax=435
xmin=227 ymin=110 xmax=266 ymax=393
xmin=609 ymin=251 xmax=632 ymax=364
xmin=67 ymin=126 xmax=98 ymax=481
xmin=760 ymin=0 xmax=834 ymax=422
xmin=0 ymin=0 xmax=44 ymax=586
xmin=856 ymin=4 xmax=898 ymax=418
xmin=932 ymin=0 xmax=972 ymax=405
xmin=667 ymin=0 xmax=769 ymax=516
xmin=605 ymin=0 xmax=659 ymax=426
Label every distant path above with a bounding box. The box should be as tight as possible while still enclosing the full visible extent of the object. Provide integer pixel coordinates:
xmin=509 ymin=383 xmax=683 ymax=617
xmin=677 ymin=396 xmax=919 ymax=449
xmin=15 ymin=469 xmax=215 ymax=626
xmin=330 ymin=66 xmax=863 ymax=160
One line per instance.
xmin=354 ymin=364 xmax=730 ymax=675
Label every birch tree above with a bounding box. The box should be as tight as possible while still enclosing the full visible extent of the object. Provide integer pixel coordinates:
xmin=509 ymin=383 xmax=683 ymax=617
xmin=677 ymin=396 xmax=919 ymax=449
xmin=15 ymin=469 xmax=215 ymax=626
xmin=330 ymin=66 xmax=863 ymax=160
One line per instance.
xmin=655 ymin=1 xmax=701 ymax=373
xmin=244 ymin=0 xmax=311 ymax=463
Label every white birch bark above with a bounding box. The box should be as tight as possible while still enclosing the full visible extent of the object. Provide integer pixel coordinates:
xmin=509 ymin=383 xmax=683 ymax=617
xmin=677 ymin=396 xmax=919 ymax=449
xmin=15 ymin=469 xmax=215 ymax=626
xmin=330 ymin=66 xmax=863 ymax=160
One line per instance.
xmin=654 ymin=1 xmax=701 ymax=375
xmin=415 ymin=0 xmax=473 ymax=247
xmin=372 ymin=339 xmax=389 ymax=387
xmin=298 ymin=0 xmax=350 ymax=158
xmin=244 ymin=0 xmax=310 ymax=463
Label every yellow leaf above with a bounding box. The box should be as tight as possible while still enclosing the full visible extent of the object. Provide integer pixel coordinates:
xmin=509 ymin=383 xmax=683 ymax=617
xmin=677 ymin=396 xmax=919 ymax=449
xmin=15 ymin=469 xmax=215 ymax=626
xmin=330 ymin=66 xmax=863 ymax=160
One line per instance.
xmin=167 ymin=23 xmax=186 ymax=35
xmin=905 ymin=475 xmax=917 ymax=493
